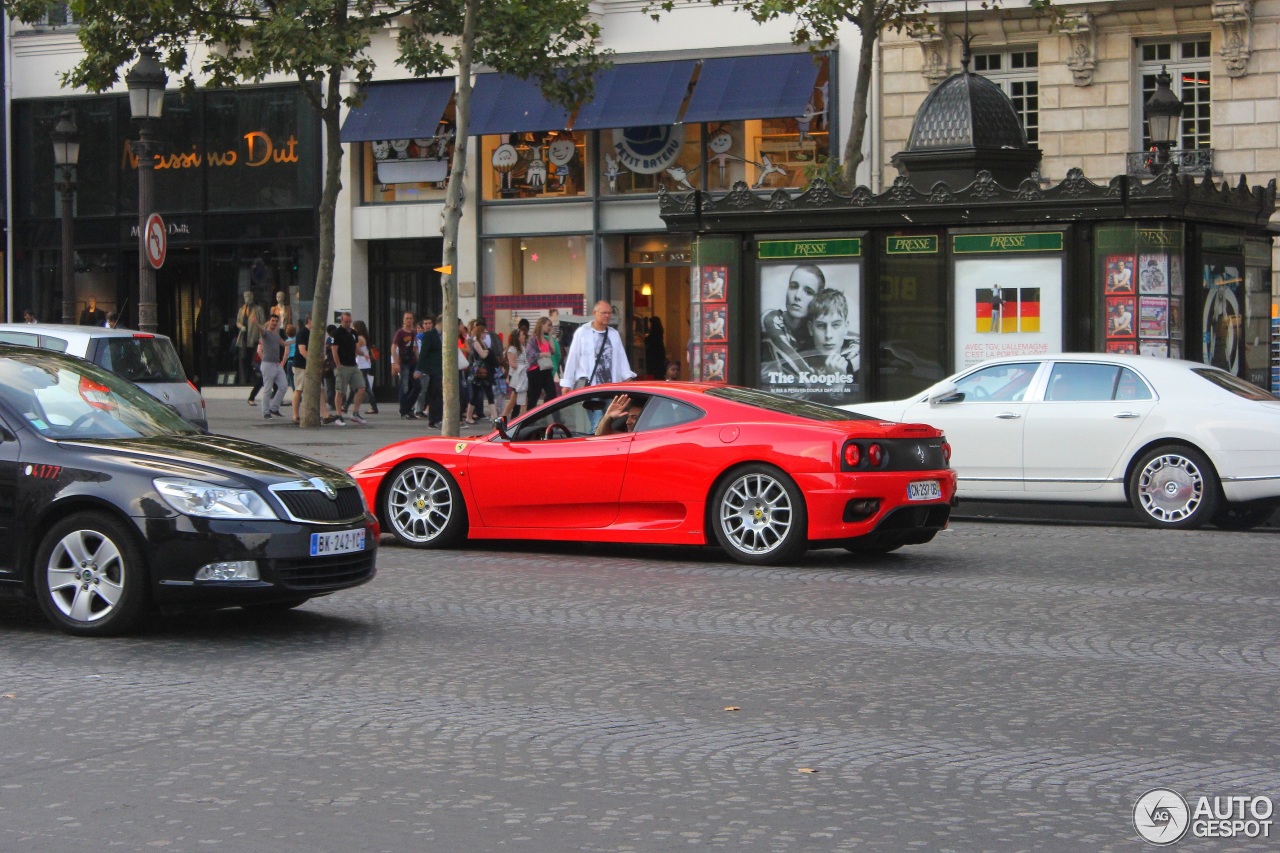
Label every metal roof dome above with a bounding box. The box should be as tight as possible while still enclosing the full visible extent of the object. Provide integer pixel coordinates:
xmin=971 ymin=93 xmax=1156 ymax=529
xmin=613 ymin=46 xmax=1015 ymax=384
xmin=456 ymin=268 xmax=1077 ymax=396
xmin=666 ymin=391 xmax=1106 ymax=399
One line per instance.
xmin=891 ymin=53 xmax=1042 ymax=191
xmin=905 ymin=69 xmax=1030 ymax=151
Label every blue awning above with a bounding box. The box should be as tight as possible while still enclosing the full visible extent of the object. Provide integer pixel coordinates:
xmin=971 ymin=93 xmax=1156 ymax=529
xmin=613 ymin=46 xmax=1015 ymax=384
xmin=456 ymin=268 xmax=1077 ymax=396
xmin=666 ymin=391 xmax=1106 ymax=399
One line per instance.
xmin=682 ymin=54 xmax=821 ymax=124
xmin=339 ymin=79 xmax=455 ymax=143
xmin=572 ymin=60 xmax=697 ymax=130
xmin=469 ymin=74 xmax=571 ymax=136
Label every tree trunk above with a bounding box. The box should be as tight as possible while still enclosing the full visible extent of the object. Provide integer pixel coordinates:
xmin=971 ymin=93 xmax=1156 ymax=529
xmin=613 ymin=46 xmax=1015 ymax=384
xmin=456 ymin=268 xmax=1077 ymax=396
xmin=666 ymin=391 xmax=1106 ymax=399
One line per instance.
xmin=842 ymin=3 xmax=881 ymax=186
xmin=438 ymin=0 xmax=479 ymax=437
xmin=299 ymin=67 xmax=343 ymax=428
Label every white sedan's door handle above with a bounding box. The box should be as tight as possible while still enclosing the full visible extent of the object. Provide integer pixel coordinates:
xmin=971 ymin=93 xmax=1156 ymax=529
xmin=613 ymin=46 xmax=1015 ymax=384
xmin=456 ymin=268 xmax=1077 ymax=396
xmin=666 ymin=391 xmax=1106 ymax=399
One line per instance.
xmin=1113 ymin=412 xmax=1141 ymax=419
xmin=996 ymin=412 xmax=1022 ymax=420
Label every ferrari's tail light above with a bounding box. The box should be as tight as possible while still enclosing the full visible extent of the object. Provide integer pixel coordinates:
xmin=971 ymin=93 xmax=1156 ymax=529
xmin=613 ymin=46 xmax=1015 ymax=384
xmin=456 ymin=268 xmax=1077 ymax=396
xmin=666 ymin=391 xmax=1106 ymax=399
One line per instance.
xmin=942 ymin=442 xmax=952 ymax=464
xmin=843 ymin=443 xmax=861 ymax=467
xmin=78 ymin=375 xmax=117 ymax=411
xmin=867 ymin=443 xmax=884 ymax=467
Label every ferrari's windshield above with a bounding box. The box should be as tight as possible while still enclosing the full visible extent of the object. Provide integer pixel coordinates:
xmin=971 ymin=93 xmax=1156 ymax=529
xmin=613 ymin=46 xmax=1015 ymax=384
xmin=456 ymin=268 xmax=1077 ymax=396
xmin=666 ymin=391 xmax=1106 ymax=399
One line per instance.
xmin=706 ymin=386 xmax=873 ymax=421
xmin=0 ymin=350 xmax=198 ymax=440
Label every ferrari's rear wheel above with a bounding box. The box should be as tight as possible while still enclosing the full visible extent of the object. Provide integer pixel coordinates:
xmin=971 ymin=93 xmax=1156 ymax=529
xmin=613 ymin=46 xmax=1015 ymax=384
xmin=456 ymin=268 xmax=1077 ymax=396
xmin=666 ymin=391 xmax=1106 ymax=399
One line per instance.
xmin=383 ymin=461 xmax=468 ymax=548
xmin=711 ymin=464 xmax=807 ymax=565
xmin=1129 ymin=445 xmax=1220 ymax=530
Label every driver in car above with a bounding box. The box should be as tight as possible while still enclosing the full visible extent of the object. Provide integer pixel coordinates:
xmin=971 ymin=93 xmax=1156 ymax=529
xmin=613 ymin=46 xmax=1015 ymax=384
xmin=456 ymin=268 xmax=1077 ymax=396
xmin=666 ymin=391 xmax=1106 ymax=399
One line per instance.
xmin=595 ymin=394 xmax=644 ymax=436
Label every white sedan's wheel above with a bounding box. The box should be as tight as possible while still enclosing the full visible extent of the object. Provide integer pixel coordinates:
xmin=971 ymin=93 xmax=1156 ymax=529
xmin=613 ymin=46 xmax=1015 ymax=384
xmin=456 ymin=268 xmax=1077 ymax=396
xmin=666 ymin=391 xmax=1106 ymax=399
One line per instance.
xmin=711 ymin=464 xmax=807 ymax=564
xmin=1130 ymin=445 xmax=1220 ymax=530
xmin=35 ymin=513 xmax=148 ymax=636
xmin=383 ymin=461 xmax=467 ymax=548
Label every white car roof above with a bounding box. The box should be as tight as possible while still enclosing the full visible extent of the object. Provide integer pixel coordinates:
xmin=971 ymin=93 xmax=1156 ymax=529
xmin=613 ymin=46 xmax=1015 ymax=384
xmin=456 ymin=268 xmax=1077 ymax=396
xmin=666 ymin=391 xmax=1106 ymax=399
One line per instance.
xmin=0 ymin=323 xmax=173 ymax=342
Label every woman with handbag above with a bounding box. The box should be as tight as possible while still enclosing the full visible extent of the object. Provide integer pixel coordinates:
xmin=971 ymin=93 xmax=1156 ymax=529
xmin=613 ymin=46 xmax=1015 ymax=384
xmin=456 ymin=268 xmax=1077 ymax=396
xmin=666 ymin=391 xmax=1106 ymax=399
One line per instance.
xmin=501 ymin=325 xmax=530 ymax=420
xmin=456 ymin=321 xmax=472 ymax=420
xmin=352 ymin=319 xmax=380 ymax=415
xmin=524 ymin=316 xmax=560 ymax=407
xmin=465 ymin=318 xmax=498 ymax=424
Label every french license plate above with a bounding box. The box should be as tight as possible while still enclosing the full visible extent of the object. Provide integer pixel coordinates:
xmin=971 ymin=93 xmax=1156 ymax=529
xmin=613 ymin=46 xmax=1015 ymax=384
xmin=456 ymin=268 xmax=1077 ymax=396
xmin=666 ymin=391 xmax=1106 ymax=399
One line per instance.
xmin=907 ymin=480 xmax=942 ymax=501
xmin=310 ymin=528 xmax=366 ymax=557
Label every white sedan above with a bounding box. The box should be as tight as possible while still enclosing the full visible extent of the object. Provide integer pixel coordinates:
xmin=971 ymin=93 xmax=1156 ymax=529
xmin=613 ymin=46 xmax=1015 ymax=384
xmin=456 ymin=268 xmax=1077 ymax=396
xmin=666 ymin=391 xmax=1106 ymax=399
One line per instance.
xmin=843 ymin=354 xmax=1280 ymax=530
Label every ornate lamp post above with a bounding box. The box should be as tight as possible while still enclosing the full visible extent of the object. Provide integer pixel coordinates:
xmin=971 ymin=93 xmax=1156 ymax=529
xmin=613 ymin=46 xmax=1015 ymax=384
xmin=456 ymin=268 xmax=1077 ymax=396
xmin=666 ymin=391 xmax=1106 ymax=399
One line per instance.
xmin=125 ymin=46 xmax=167 ymax=333
xmin=52 ymin=109 xmax=80 ymax=325
xmin=1144 ymin=66 xmax=1185 ymax=173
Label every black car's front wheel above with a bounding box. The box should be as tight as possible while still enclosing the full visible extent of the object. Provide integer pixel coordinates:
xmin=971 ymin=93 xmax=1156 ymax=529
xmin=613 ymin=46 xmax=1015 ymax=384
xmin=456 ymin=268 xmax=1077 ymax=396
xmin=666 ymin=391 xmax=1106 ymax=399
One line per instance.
xmin=382 ymin=460 xmax=468 ymax=548
xmin=34 ymin=512 xmax=149 ymax=636
xmin=1129 ymin=445 xmax=1220 ymax=529
xmin=711 ymin=464 xmax=807 ymax=565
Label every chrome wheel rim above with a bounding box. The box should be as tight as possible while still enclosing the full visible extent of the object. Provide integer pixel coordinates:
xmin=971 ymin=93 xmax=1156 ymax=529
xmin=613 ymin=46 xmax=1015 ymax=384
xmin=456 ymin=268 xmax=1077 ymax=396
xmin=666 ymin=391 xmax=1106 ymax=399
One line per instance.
xmin=719 ymin=472 xmax=793 ymax=555
xmin=46 ymin=529 xmax=125 ymax=624
xmin=1137 ymin=453 xmax=1204 ymax=523
xmin=387 ymin=466 xmax=453 ymax=543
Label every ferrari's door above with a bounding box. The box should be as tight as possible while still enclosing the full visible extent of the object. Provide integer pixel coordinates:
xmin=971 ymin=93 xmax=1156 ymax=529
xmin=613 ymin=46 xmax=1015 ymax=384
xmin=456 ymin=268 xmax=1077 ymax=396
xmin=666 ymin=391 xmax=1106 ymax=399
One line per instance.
xmin=465 ymin=394 xmax=631 ymax=529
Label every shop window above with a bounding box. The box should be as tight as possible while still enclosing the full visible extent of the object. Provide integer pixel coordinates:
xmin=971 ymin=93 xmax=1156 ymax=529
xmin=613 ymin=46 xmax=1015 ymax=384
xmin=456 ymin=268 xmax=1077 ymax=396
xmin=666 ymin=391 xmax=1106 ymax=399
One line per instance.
xmin=1138 ymin=38 xmax=1211 ymax=151
xmin=480 ymin=131 xmax=587 ymax=200
xmin=360 ymin=115 xmax=455 ymax=204
xmin=604 ymin=124 xmax=703 ymax=195
xmin=482 ymin=236 xmax=588 ymax=338
xmin=972 ymin=49 xmax=1038 ymax=144
xmin=1094 ymin=223 xmax=1184 ymax=360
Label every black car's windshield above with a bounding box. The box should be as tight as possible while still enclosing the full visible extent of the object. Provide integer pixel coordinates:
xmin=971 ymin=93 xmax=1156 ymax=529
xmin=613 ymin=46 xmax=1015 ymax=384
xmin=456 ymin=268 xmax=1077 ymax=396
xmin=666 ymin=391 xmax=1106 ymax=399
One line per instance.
xmin=0 ymin=351 xmax=198 ymax=439
xmin=93 ymin=336 xmax=187 ymax=383
xmin=1193 ymin=368 xmax=1278 ymax=401
xmin=706 ymin=386 xmax=873 ymax=421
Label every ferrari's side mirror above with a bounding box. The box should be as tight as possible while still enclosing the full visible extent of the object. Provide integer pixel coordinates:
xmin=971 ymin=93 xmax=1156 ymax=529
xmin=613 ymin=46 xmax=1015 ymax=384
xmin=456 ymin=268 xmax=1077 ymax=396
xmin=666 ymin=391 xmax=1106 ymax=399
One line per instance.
xmin=493 ymin=416 xmax=511 ymax=440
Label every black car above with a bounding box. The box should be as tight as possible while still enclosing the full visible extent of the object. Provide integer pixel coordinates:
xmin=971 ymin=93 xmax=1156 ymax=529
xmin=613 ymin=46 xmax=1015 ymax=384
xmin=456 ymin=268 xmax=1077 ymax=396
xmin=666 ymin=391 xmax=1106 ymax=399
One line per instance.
xmin=0 ymin=345 xmax=376 ymax=636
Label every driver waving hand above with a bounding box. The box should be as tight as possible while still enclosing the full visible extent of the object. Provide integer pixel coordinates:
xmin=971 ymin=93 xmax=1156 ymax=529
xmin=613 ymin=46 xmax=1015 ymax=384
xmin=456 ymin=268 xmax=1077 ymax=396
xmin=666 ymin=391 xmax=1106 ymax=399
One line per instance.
xmin=595 ymin=394 xmax=643 ymax=436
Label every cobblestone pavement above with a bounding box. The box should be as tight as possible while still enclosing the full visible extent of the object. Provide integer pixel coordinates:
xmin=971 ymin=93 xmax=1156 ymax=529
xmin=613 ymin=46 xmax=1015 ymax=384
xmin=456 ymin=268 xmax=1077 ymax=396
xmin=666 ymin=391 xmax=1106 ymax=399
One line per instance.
xmin=0 ymin=525 xmax=1276 ymax=852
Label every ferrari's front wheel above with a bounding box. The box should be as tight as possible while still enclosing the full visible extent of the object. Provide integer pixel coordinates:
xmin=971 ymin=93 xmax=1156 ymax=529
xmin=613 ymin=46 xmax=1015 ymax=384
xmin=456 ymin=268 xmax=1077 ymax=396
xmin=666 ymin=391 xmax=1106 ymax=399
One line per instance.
xmin=383 ymin=461 xmax=468 ymax=548
xmin=711 ymin=464 xmax=807 ymax=565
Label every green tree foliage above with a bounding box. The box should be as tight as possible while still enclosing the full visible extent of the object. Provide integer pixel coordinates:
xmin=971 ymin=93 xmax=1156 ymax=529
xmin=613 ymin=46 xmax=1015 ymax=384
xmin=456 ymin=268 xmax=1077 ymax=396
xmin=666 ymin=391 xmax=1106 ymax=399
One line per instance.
xmin=11 ymin=0 xmax=606 ymax=432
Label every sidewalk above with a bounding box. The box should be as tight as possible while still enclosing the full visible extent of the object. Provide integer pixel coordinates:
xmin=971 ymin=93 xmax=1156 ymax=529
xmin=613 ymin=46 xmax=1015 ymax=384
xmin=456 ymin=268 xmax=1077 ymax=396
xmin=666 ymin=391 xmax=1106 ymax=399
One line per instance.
xmin=203 ymin=384 xmax=494 ymax=469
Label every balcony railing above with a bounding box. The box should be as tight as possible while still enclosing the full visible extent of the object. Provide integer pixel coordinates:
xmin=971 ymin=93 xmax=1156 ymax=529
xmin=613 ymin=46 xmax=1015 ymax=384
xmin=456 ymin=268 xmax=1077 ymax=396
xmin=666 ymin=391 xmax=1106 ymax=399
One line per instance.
xmin=1126 ymin=148 xmax=1216 ymax=178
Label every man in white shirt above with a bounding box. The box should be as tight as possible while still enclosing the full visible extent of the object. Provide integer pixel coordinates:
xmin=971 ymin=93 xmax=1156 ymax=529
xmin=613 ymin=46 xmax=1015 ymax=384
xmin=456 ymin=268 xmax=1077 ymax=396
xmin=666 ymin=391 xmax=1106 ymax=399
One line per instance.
xmin=560 ymin=301 xmax=635 ymax=391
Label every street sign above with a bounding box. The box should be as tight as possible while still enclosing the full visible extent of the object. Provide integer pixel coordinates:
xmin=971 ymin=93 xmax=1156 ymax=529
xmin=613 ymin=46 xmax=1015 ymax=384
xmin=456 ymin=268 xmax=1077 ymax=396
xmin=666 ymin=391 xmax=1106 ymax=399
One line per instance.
xmin=145 ymin=212 xmax=167 ymax=270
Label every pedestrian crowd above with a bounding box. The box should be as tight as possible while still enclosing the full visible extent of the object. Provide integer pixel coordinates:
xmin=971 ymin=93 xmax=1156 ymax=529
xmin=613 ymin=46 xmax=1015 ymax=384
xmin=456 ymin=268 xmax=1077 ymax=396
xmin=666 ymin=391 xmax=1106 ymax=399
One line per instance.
xmin=243 ymin=300 xmax=671 ymax=429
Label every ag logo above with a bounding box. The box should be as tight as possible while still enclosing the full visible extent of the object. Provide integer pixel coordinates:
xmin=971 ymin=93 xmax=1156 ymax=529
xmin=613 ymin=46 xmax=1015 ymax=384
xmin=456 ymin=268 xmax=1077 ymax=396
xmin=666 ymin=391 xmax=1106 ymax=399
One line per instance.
xmin=612 ymin=125 xmax=685 ymax=175
xmin=1134 ymin=788 xmax=1190 ymax=845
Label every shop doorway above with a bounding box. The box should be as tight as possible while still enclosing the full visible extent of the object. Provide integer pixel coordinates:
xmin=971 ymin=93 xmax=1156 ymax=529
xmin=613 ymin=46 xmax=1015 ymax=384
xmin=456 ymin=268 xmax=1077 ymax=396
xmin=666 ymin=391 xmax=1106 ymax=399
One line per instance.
xmin=368 ymin=238 xmax=444 ymax=400
xmin=610 ymin=235 xmax=691 ymax=380
xmin=156 ymin=247 xmax=203 ymax=382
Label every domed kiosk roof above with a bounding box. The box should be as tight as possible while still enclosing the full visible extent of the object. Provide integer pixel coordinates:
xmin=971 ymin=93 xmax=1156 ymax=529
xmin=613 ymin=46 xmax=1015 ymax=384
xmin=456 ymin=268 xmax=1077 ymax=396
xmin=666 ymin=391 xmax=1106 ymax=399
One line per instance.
xmin=892 ymin=57 xmax=1041 ymax=191
xmin=906 ymin=69 xmax=1030 ymax=151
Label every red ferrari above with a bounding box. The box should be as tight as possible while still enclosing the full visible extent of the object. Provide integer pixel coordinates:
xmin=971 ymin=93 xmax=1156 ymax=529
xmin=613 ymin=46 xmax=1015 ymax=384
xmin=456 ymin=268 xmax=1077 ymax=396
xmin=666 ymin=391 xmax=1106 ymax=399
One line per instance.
xmin=348 ymin=383 xmax=957 ymax=565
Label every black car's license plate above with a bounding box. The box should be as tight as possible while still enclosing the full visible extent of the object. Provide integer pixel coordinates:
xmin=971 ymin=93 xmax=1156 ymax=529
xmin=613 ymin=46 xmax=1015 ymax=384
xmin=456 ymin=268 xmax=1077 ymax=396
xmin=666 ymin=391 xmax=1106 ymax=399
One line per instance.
xmin=310 ymin=529 xmax=366 ymax=557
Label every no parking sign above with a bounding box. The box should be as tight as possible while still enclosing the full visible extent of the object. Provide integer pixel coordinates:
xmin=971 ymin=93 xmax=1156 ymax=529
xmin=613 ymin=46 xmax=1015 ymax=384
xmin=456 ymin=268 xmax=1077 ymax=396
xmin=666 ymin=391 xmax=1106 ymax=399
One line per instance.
xmin=144 ymin=213 xmax=167 ymax=270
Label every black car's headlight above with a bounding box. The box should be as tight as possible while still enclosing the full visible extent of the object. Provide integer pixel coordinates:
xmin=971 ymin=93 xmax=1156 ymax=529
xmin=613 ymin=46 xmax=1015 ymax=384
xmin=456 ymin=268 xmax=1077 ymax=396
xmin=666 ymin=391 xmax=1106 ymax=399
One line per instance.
xmin=153 ymin=477 xmax=278 ymax=520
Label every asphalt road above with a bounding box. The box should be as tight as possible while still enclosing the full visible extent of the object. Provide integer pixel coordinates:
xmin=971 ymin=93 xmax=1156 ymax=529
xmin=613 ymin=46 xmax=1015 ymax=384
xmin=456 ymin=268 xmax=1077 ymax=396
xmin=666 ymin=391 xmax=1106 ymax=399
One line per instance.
xmin=1 ymin=520 xmax=1277 ymax=851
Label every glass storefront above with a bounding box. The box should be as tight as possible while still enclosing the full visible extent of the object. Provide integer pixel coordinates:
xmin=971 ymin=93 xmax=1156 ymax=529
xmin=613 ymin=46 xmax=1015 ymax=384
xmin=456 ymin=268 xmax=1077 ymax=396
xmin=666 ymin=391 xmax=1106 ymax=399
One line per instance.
xmin=480 ymin=132 xmax=589 ymax=201
xmin=481 ymin=235 xmax=590 ymax=342
xmin=11 ymin=86 xmax=320 ymax=385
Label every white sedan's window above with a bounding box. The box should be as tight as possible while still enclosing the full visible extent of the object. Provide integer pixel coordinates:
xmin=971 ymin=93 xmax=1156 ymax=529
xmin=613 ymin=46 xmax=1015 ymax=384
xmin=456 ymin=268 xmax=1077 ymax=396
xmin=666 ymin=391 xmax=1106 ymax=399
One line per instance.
xmin=954 ymin=363 xmax=1038 ymax=402
xmin=1045 ymin=364 xmax=1153 ymax=402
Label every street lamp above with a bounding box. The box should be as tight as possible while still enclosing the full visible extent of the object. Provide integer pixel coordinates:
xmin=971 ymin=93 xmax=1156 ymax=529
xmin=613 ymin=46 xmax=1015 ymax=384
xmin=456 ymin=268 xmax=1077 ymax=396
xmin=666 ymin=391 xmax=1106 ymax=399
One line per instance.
xmin=52 ymin=109 xmax=80 ymax=325
xmin=1144 ymin=66 xmax=1185 ymax=173
xmin=125 ymin=46 xmax=167 ymax=333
